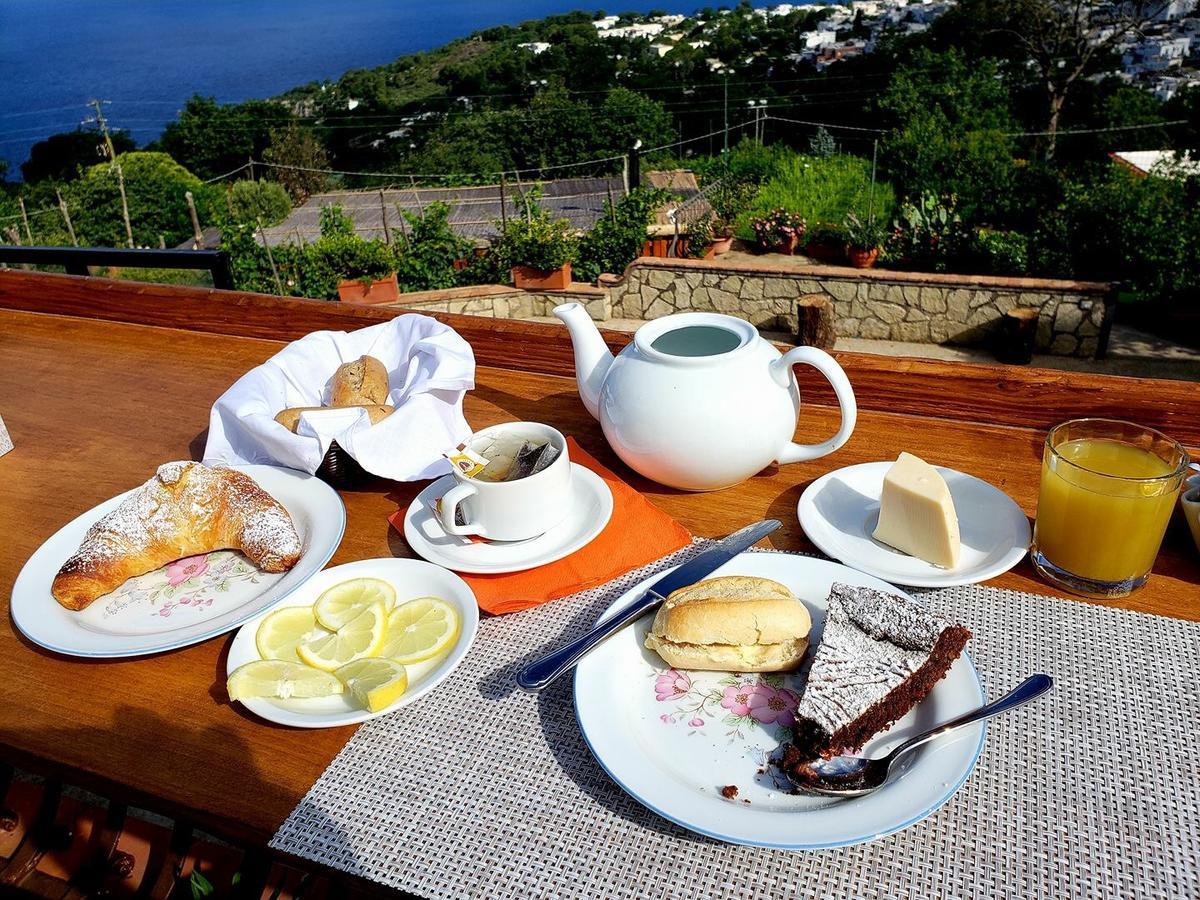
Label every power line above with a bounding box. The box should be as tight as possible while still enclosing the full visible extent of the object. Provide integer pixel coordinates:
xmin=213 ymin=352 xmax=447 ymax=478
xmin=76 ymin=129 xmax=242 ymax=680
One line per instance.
xmin=765 ymin=114 xmax=887 ymax=135
xmin=1003 ymin=119 xmax=1190 ymax=137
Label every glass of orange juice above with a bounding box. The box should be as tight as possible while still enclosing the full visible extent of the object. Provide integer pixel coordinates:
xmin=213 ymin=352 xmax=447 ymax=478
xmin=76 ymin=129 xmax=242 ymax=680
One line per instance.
xmin=1032 ymin=419 xmax=1190 ymax=598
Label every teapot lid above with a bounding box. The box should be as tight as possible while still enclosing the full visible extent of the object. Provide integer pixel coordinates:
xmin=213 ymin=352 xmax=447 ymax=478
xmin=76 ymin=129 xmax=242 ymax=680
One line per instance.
xmin=634 ymin=312 xmax=759 ymax=364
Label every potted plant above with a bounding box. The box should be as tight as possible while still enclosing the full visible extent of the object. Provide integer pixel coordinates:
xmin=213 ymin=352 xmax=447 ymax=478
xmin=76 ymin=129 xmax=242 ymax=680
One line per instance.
xmin=495 ymin=194 xmax=578 ymax=290
xmin=317 ymin=235 xmax=400 ymax=304
xmin=803 ymin=222 xmax=847 ymax=264
xmin=843 ymin=212 xmax=887 ymax=269
xmin=707 ymin=179 xmax=753 ymax=256
xmin=750 ymin=208 xmax=806 ymax=255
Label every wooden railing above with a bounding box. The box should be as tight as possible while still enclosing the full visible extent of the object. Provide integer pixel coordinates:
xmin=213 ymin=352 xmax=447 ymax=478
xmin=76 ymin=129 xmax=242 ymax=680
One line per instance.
xmin=0 ymin=246 xmax=234 ymax=290
xmin=0 ymin=268 xmax=1196 ymax=447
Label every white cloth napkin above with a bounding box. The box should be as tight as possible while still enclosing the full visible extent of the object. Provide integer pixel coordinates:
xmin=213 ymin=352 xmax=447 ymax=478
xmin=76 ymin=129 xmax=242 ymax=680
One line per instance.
xmin=203 ymin=314 xmax=475 ymax=481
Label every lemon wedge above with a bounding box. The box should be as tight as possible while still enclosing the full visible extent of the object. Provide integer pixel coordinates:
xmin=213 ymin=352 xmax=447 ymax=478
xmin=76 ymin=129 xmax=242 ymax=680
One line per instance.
xmin=378 ymin=597 xmax=461 ymax=664
xmin=335 ymin=658 xmax=409 ymax=712
xmin=297 ymin=601 xmax=388 ymax=671
xmin=226 ymin=660 xmax=343 ymax=702
xmin=255 ymin=606 xmax=331 ymax=662
xmin=313 ymin=577 xmax=396 ymax=631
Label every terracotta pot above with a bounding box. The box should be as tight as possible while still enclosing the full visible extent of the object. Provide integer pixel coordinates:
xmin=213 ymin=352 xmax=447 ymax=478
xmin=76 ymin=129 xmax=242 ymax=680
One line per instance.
xmin=710 ymin=234 xmax=734 ymax=256
xmin=511 ymin=263 xmax=572 ymax=290
xmin=805 ymin=240 xmax=845 ymax=264
xmin=846 ymin=246 xmax=880 ymax=269
xmin=336 ymin=273 xmax=400 ymax=304
xmin=777 ymin=232 xmax=800 ymax=256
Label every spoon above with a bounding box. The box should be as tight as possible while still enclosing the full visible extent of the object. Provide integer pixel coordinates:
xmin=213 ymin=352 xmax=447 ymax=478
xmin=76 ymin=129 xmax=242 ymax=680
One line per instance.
xmin=787 ymin=673 xmax=1053 ymax=797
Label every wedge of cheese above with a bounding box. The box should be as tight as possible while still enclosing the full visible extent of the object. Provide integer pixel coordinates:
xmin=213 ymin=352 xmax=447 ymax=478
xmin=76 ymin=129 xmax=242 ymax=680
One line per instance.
xmin=872 ymin=452 xmax=961 ymax=568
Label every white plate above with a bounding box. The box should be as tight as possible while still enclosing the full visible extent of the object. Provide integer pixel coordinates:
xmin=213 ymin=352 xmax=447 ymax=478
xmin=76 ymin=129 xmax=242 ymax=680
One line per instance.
xmin=403 ymin=464 xmax=613 ymax=574
xmin=226 ymin=558 xmax=478 ymax=728
xmin=798 ymin=461 xmax=1031 ymax=588
xmin=574 ymin=552 xmax=985 ymax=850
xmin=11 ymin=465 xmax=345 ymax=658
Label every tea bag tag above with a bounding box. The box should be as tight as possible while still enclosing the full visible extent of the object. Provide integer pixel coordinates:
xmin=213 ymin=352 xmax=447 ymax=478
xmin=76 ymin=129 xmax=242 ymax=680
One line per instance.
xmin=444 ymin=443 xmax=488 ymax=478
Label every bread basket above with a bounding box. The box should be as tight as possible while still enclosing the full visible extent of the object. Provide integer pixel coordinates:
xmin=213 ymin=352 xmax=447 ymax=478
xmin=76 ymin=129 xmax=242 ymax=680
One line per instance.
xmin=316 ymin=440 xmax=371 ymax=489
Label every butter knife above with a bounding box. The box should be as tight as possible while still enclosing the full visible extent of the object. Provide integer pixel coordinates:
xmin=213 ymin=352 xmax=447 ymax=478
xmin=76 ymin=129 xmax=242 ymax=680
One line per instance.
xmin=515 ymin=519 xmax=782 ymax=692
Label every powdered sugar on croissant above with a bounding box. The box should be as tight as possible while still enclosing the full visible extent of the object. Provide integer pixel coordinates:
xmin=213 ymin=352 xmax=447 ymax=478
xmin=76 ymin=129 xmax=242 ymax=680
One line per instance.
xmin=52 ymin=461 xmax=302 ymax=611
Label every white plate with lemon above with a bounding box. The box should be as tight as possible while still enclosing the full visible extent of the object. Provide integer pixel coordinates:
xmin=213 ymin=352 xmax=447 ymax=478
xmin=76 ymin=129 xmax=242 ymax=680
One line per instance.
xmin=225 ymin=558 xmax=478 ymax=728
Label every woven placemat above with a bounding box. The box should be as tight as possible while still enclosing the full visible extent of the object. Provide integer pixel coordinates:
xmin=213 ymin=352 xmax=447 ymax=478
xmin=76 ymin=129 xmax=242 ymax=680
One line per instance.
xmin=271 ymin=545 xmax=1200 ymax=899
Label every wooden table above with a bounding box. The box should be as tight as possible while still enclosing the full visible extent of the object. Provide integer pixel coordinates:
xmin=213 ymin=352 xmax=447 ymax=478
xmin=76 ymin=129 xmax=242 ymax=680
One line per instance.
xmin=1 ymin=271 xmax=1197 ymax=853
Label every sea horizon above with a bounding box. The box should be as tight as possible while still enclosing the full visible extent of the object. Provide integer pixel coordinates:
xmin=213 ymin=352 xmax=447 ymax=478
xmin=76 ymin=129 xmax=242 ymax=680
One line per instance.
xmin=0 ymin=0 xmax=726 ymax=177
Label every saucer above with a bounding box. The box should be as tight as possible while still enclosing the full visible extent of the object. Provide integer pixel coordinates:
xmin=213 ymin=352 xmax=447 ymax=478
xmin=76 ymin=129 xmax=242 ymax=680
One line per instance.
xmin=404 ymin=464 xmax=613 ymax=574
xmin=797 ymin=461 xmax=1030 ymax=588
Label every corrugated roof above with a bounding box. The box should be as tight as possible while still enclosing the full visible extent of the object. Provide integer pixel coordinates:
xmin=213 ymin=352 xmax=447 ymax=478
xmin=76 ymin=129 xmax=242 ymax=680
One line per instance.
xmin=259 ymin=170 xmax=705 ymax=248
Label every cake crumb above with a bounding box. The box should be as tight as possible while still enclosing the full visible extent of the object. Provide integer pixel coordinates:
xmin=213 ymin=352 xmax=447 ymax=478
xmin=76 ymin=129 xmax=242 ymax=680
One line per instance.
xmin=720 ymin=785 xmax=738 ymax=800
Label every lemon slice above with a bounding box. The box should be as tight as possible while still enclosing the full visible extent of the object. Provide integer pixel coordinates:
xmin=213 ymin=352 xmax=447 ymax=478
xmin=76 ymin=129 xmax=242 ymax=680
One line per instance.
xmin=297 ymin=601 xmax=388 ymax=671
xmin=314 ymin=577 xmax=396 ymax=631
xmin=335 ymin=658 xmax=409 ymax=712
xmin=226 ymin=660 xmax=343 ymax=703
xmin=378 ymin=596 xmax=461 ymax=664
xmin=255 ymin=606 xmax=331 ymax=662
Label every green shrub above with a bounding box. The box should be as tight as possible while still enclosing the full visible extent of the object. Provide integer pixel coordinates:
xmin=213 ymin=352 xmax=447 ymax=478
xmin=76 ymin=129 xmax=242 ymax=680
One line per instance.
xmin=742 ymin=154 xmax=894 ymax=241
xmin=964 ymin=229 xmax=1029 ymax=276
xmin=884 ymin=193 xmax=969 ymax=272
xmin=64 ymin=151 xmax=218 ymax=247
xmin=575 ymin=187 xmax=669 ymax=282
xmin=228 ymin=179 xmax=292 ymax=226
xmin=492 ymin=189 xmax=578 ymax=275
xmin=394 ymin=202 xmax=472 ymax=292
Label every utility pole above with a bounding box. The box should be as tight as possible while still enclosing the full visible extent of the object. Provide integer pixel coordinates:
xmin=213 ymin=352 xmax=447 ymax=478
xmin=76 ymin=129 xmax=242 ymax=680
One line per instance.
xmin=91 ymin=99 xmax=134 ymax=248
xmin=722 ymin=72 xmax=730 ymax=155
xmin=378 ymin=189 xmax=392 ymax=245
xmin=628 ymin=140 xmax=642 ymax=192
xmin=184 ymin=191 xmax=203 ymax=249
xmin=17 ymin=198 xmax=32 ymax=244
xmin=56 ymin=190 xmax=78 ymax=246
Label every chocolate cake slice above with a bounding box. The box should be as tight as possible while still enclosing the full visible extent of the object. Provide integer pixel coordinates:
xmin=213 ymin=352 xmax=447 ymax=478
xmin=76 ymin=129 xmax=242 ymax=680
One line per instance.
xmin=780 ymin=583 xmax=971 ymax=772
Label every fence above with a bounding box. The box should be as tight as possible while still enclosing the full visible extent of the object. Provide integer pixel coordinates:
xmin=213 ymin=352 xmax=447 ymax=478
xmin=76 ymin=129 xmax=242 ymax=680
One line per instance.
xmin=0 ymin=246 xmax=234 ymax=290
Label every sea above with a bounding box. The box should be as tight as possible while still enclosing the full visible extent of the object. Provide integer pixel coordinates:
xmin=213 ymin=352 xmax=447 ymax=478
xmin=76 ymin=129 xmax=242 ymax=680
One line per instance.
xmin=0 ymin=0 xmax=711 ymax=177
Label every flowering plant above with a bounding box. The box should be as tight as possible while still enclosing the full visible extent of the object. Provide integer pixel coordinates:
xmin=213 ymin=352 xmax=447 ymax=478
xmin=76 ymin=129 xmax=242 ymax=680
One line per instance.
xmin=749 ymin=208 xmax=806 ymax=249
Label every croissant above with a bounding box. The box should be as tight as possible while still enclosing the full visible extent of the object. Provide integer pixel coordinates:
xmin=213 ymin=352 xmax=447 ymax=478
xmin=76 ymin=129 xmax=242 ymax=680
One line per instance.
xmin=52 ymin=461 xmax=303 ymax=611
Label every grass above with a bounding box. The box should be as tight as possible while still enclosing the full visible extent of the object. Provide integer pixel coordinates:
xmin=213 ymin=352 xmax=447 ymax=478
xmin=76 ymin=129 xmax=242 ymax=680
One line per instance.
xmin=740 ymin=153 xmax=895 ymax=239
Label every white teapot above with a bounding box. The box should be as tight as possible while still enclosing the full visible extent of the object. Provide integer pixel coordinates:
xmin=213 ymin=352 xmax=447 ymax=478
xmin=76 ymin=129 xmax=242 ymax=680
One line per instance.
xmin=554 ymin=303 xmax=857 ymax=491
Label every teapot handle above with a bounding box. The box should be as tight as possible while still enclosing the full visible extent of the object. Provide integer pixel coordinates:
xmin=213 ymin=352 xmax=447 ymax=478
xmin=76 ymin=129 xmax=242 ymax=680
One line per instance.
xmin=769 ymin=346 xmax=857 ymax=465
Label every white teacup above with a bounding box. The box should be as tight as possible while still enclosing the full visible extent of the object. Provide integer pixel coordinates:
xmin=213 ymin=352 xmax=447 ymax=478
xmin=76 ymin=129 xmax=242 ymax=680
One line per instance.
xmin=438 ymin=422 xmax=573 ymax=541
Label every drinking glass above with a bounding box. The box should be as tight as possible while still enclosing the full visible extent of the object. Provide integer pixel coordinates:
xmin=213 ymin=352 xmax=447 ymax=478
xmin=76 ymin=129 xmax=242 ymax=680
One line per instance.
xmin=1032 ymin=419 xmax=1189 ymax=598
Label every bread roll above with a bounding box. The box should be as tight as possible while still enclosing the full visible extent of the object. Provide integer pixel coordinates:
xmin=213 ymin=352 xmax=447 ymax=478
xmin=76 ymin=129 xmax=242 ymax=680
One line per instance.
xmin=274 ymin=404 xmax=394 ymax=433
xmin=644 ymin=575 xmax=811 ymax=672
xmin=330 ymin=355 xmax=390 ymax=407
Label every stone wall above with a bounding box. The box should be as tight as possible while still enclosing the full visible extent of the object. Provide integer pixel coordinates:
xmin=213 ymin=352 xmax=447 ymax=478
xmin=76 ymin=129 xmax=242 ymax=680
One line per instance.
xmin=607 ymin=258 xmax=1112 ymax=357
xmin=386 ymin=282 xmax=609 ymax=321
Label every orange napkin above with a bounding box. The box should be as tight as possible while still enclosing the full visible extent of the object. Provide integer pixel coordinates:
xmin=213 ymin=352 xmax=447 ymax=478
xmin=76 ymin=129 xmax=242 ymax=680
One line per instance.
xmin=389 ymin=438 xmax=692 ymax=615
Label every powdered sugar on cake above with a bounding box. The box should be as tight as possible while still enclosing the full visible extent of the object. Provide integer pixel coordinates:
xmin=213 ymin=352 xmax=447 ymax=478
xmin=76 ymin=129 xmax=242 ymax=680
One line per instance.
xmin=795 ymin=583 xmax=954 ymax=735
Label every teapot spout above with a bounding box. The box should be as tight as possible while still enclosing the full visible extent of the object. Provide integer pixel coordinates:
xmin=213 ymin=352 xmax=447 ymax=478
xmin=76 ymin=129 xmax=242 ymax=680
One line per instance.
xmin=553 ymin=302 xmax=613 ymax=421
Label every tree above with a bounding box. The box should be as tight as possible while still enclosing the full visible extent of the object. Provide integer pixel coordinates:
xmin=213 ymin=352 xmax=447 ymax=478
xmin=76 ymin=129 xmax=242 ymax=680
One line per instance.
xmin=228 ymin=179 xmax=292 ymax=226
xmin=263 ymin=123 xmax=330 ymax=202
xmin=878 ymin=49 xmax=1016 ymax=221
xmin=394 ymin=202 xmax=472 ymax=291
xmin=21 ymin=128 xmax=136 ymax=183
xmin=159 ymin=96 xmax=294 ymax=179
xmin=951 ymin=0 xmax=1169 ymax=159
xmin=64 ymin=151 xmax=217 ymax=247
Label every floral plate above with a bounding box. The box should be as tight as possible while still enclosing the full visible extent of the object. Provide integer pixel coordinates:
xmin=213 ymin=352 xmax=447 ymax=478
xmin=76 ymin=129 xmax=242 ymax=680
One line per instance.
xmin=573 ymin=551 xmax=986 ymax=850
xmin=11 ymin=464 xmax=344 ymax=658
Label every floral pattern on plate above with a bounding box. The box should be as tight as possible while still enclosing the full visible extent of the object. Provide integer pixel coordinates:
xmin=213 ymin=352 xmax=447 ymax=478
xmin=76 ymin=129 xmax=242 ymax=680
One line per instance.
xmin=652 ymin=667 xmax=800 ymax=744
xmin=98 ymin=551 xmax=264 ymax=620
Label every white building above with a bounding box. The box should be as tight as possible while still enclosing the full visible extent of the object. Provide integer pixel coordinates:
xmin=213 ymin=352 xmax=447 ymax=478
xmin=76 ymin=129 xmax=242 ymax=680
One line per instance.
xmin=598 ymin=22 xmax=666 ymax=40
xmin=592 ymin=15 xmax=619 ymax=30
xmin=518 ymin=42 xmax=551 ymax=55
